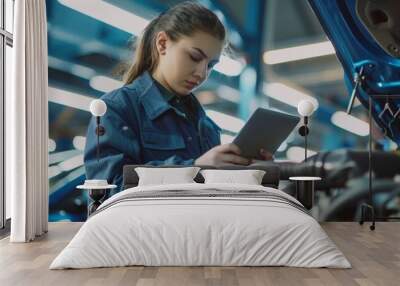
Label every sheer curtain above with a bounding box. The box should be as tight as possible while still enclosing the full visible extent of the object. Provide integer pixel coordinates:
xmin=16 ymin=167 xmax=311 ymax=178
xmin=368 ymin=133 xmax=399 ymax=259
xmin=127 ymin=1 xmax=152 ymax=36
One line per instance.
xmin=8 ymin=0 xmax=49 ymax=242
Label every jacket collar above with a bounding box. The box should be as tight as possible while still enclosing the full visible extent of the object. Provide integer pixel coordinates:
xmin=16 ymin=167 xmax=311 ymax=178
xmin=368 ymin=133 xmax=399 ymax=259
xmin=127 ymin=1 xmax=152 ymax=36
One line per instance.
xmin=130 ymin=71 xmax=206 ymax=121
xmin=133 ymin=71 xmax=172 ymax=120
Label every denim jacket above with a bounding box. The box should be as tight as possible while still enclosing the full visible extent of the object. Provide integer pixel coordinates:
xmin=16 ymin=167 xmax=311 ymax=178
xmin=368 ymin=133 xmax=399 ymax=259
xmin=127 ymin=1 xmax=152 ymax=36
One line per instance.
xmin=83 ymin=71 xmax=221 ymax=191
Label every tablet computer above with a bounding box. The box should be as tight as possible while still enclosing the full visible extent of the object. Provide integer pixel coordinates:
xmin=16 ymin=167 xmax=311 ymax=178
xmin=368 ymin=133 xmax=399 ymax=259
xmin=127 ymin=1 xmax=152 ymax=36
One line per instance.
xmin=233 ymin=108 xmax=300 ymax=159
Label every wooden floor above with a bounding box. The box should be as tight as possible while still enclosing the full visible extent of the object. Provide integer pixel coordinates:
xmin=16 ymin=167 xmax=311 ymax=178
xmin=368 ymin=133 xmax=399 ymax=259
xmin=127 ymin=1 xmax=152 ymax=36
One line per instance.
xmin=0 ymin=222 xmax=399 ymax=286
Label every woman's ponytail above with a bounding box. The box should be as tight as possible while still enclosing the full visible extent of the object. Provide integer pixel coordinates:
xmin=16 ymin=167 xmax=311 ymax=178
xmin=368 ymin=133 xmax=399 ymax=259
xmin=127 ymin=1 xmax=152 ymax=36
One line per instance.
xmin=123 ymin=17 xmax=161 ymax=84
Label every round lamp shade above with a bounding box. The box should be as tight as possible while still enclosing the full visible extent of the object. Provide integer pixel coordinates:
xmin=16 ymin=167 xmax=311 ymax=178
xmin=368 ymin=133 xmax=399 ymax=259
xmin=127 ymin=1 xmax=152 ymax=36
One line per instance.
xmin=90 ymin=99 xmax=107 ymax=117
xmin=297 ymin=100 xmax=315 ymax=117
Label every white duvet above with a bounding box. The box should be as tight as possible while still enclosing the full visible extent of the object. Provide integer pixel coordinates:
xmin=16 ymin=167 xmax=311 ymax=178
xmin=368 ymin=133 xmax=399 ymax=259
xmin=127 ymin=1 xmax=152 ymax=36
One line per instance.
xmin=50 ymin=183 xmax=351 ymax=269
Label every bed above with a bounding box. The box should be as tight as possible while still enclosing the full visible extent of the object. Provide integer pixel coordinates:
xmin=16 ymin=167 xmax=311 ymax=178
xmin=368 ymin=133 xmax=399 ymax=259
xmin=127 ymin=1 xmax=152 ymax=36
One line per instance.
xmin=50 ymin=165 xmax=351 ymax=269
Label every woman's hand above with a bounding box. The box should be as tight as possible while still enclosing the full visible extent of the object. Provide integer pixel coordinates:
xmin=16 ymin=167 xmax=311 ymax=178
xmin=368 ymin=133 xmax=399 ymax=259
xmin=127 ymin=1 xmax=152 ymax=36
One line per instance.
xmin=194 ymin=143 xmax=251 ymax=166
xmin=251 ymin=148 xmax=274 ymax=164
xmin=259 ymin=148 xmax=274 ymax=160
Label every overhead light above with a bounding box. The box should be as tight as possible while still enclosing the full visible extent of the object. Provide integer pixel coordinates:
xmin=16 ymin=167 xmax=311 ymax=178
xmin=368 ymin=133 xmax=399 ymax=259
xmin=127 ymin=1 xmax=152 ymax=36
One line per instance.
xmin=214 ymin=55 xmax=245 ymax=76
xmin=49 ymin=150 xmax=82 ymax=165
xmin=58 ymin=0 xmax=148 ymax=35
xmin=263 ymin=41 xmax=335 ymax=65
xmin=50 ymin=166 xmax=86 ymax=194
xmin=331 ymin=111 xmax=369 ymax=136
xmin=49 ymin=56 xmax=124 ymax=92
xmin=49 ymin=154 xmax=84 ymax=178
xmin=58 ymin=154 xmax=84 ymax=172
xmin=286 ymin=132 xmax=296 ymax=143
xmin=216 ymin=85 xmax=240 ymax=103
xmin=48 ymin=87 xmax=94 ymax=112
xmin=89 ymin=75 xmax=122 ymax=93
xmin=72 ymin=136 xmax=86 ymax=151
xmin=286 ymin=146 xmax=317 ymax=163
xmin=205 ymin=110 xmax=244 ymax=133
xmin=48 ymin=56 xmax=95 ymax=79
xmin=221 ymin=134 xmax=234 ymax=144
xmin=285 ymin=68 xmax=344 ymax=85
xmin=354 ymin=98 xmax=362 ymax=107
xmin=48 ymin=165 xmax=63 ymax=179
xmin=48 ymin=138 xmax=57 ymax=153
xmin=229 ymin=30 xmax=243 ymax=47
xmin=195 ymin=90 xmax=217 ymax=105
xmin=277 ymin=141 xmax=288 ymax=152
xmin=58 ymin=0 xmax=243 ymax=77
xmin=263 ymin=82 xmax=319 ymax=109
xmin=49 ymin=166 xmax=85 ymax=194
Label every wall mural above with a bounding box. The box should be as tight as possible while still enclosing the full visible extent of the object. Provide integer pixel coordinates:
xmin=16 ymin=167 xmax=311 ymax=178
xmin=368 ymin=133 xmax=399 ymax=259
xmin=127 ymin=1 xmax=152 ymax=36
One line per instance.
xmin=47 ymin=0 xmax=399 ymax=223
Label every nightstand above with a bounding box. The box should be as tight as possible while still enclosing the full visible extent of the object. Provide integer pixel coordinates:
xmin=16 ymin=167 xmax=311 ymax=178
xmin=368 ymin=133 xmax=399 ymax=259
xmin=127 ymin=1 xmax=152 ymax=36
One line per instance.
xmin=289 ymin=176 xmax=321 ymax=210
xmin=77 ymin=180 xmax=117 ymax=217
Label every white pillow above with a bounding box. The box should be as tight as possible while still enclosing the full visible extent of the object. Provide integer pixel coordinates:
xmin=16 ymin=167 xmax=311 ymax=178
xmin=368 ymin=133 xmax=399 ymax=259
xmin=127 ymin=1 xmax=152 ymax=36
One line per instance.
xmin=135 ymin=167 xmax=201 ymax=186
xmin=200 ymin=169 xmax=266 ymax=185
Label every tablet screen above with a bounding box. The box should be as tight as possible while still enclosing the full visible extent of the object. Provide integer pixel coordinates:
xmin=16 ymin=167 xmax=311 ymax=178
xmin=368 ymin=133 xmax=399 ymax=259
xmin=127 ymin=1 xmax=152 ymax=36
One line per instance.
xmin=233 ymin=108 xmax=300 ymax=159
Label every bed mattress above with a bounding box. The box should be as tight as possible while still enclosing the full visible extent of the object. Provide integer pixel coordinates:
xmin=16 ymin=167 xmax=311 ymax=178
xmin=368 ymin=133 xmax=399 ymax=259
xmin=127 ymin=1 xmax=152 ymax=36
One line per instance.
xmin=50 ymin=183 xmax=351 ymax=269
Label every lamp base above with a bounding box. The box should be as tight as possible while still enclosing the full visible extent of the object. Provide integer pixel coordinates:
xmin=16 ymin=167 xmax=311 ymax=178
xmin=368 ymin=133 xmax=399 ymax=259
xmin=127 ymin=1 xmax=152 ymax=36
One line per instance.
xmin=289 ymin=177 xmax=321 ymax=210
xmin=295 ymin=180 xmax=314 ymax=210
xmin=87 ymin=188 xmax=110 ymax=217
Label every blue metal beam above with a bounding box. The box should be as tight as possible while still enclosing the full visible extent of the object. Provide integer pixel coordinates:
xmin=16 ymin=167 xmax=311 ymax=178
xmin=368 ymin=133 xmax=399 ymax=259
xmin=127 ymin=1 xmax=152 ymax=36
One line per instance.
xmin=201 ymin=0 xmax=247 ymax=44
xmin=243 ymin=0 xmax=267 ymax=92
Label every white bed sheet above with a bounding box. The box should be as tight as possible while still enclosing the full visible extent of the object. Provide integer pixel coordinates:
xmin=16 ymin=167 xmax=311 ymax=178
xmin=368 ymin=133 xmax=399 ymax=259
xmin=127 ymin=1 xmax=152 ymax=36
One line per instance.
xmin=50 ymin=183 xmax=351 ymax=269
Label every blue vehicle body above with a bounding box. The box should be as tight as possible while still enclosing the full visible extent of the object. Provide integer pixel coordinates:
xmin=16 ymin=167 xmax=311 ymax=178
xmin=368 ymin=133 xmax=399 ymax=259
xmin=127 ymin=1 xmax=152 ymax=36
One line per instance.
xmin=308 ymin=0 xmax=400 ymax=144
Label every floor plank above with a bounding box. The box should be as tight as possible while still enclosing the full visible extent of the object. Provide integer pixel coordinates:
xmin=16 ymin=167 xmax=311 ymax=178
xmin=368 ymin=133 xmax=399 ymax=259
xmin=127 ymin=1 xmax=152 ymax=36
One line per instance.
xmin=0 ymin=222 xmax=398 ymax=286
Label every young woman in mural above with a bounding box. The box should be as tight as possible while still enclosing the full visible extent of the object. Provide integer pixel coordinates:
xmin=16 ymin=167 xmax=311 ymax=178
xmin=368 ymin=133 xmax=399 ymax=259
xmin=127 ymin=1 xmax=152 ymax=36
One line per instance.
xmin=84 ymin=1 xmax=272 ymax=191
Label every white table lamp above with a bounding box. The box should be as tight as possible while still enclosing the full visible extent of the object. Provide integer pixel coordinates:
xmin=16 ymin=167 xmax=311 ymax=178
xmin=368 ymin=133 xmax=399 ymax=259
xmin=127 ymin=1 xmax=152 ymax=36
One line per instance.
xmin=297 ymin=100 xmax=316 ymax=162
xmin=90 ymin=99 xmax=107 ymax=162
